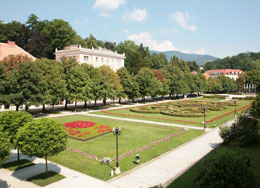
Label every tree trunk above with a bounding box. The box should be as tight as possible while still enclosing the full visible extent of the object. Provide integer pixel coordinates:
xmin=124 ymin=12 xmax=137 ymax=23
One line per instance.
xmin=132 ymin=98 xmax=134 ymax=103
xmin=45 ymin=156 xmax=48 ymax=177
xmin=65 ymin=99 xmax=68 ymax=110
xmin=152 ymin=96 xmax=155 ymax=101
xmin=75 ymin=101 xmax=77 ymax=110
xmin=52 ymin=104 xmax=54 ymax=111
xmin=17 ymin=149 xmax=20 ymax=165
xmin=95 ymin=99 xmax=97 ymax=106
xmin=119 ymin=98 xmax=121 ymax=104
xmin=25 ymin=105 xmax=29 ymax=112
xmin=103 ymin=99 xmax=106 ymax=105
xmin=42 ymin=104 xmax=45 ymax=112
xmin=16 ymin=105 xmax=19 ymax=111
xmin=84 ymin=101 xmax=87 ymax=108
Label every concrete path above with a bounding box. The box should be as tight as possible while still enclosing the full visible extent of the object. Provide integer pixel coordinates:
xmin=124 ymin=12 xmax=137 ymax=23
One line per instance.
xmin=0 ymin=152 xmax=117 ymax=188
xmin=86 ymin=113 xmax=207 ymax=131
xmin=108 ymin=120 xmax=234 ymax=188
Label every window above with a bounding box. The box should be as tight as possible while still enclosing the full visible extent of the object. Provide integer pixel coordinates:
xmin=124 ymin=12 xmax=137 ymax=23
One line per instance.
xmin=84 ymin=56 xmax=89 ymax=61
xmin=96 ymin=57 xmax=98 ymax=62
xmin=101 ymin=58 xmax=104 ymax=62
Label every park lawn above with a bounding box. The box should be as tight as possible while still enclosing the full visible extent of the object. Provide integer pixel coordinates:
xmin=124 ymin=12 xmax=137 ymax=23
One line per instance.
xmin=1 ymin=159 xmax=35 ymax=171
xmin=27 ymin=171 xmax=65 ymax=187
xmin=167 ymin=143 xmax=260 ymax=188
xmin=91 ymin=100 xmax=251 ymax=128
xmin=49 ymin=115 xmax=203 ymax=181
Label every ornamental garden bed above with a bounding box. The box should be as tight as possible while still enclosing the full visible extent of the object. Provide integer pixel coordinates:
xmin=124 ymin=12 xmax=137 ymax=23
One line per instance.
xmin=49 ymin=115 xmax=203 ymax=180
xmin=64 ymin=121 xmax=112 ymax=141
xmin=92 ymin=99 xmax=251 ymax=128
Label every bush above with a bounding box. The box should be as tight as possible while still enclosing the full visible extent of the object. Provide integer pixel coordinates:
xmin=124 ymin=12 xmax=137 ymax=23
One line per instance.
xmin=203 ymin=95 xmax=226 ymax=99
xmin=220 ymin=115 xmax=260 ymax=146
xmin=195 ymin=149 xmax=259 ymax=188
xmin=250 ymin=94 xmax=260 ymax=119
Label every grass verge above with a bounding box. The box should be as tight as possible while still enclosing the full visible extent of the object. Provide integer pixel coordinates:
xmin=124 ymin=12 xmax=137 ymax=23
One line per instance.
xmin=27 ymin=171 xmax=65 ymax=187
xmin=1 ymin=159 xmax=35 ymax=171
xmin=49 ymin=115 xmax=203 ymax=180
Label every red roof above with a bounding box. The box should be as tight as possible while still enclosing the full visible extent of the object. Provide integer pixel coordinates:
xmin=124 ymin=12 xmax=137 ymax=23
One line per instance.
xmin=206 ymin=69 xmax=243 ymax=75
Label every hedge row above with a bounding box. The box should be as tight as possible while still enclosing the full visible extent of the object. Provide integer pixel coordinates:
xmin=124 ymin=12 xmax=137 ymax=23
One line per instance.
xmin=203 ymin=95 xmax=226 ymax=99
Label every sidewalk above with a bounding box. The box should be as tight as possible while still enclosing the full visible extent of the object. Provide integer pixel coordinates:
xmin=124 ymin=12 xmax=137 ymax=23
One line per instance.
xmin=0 ymin=152 xmax=117 ymax=188
xmin=108 ymin=121 xmax=233 ymax=188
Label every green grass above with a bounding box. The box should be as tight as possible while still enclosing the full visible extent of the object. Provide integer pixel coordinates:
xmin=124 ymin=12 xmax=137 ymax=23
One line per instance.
xmin=91 ymin=99 xmax=251 ymax=128
xmin=1 ymin=159 xmax=35 ymax=171
xmin=27 ymin=171 xmax=65 ymax=187
xmin=167 ymin=143 xmax=260 ymax=188
xmin=49 ymin=115 xmax=203 ymax=180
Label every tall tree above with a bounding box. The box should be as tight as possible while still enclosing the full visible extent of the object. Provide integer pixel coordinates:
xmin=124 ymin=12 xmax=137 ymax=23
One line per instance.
xmin=43 ymin=19 xmax=77 ymax=59
xmin=85 ymin=34 xmax=98 ymax=49
xmin=136 ymin=68 xmax=154 ymax=101
xmin=0 ymin=132 xmax=12 ymax=165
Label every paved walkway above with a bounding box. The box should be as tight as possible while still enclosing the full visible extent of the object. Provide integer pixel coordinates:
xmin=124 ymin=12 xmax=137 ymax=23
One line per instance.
xmin=0 ymin=151 xmax=117 ymax=188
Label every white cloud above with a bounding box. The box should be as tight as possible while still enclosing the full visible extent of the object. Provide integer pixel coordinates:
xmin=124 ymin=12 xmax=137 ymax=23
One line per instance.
xmin=74 ymin=19 xmax=88 ymax=25
xmin=170 ymin=11 xmax=197 ymax=32
xmin=98 ymin=12 xmax=111 ymax=17
xmin=196 ymin=48 xmax=206 ymax=55
xmin=93 ymin=0 xmax=125 ymax=11
xmin=122 ymin=7 xmax=147 ymax=22
xmin=127 ymin=32 xmax=189 ymax=52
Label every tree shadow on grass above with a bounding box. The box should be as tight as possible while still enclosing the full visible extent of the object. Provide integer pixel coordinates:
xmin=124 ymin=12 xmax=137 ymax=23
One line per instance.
xmin=11 ymin=162 xmax=61 ymax=181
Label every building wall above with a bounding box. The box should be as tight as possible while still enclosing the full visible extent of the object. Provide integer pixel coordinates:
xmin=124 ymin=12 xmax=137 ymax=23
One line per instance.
xmin=55 ymin=46 xmax=125 ymax=72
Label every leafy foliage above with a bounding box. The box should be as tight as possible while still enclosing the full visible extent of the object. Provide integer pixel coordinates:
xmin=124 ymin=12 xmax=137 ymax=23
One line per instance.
xmin=0 ymin=132 xmax=12 ymax=165
xmin=195 ymin=148 xmax=259 ymax=188
xmin=220 ymin=115 xmax=260 ymax=146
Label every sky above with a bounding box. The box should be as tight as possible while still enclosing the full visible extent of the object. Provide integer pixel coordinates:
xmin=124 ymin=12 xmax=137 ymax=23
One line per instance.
xmin=0 ymin=0 xmax=260 ymax=58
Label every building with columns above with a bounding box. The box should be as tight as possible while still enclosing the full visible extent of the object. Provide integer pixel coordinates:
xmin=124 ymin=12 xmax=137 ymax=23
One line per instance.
xmin=55 ymin=45 xmax=125 ymax=72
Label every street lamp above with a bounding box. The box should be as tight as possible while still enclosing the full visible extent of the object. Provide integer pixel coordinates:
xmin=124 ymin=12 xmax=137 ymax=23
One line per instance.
xmin=112 ymin=127 xmax=122 ymax=174
xmin=234 ymin=100 xmax=237 ymax=117
xmin=203 ymin=107 xmax=206 ymax=130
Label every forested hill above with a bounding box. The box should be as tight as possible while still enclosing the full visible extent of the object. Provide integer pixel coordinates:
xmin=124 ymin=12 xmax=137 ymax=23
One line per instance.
xmin=150 ymin=50 xmax=218 ymax=65
xmin=204 ymin=52 xmax=260 ymax=71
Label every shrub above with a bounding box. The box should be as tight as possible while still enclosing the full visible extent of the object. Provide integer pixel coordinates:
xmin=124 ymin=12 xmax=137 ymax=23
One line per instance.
xmin=220 ymin=115 xmax=260 ymax=146
xmin=195 ymin=149 xmax=259 ymax=188
xmin=250 ymin=94 xmax=260 ymax=119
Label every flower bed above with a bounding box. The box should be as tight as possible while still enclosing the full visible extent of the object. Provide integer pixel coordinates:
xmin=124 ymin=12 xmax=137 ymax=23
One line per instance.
xmin=64 ymin=121 xmax=112 ymax=141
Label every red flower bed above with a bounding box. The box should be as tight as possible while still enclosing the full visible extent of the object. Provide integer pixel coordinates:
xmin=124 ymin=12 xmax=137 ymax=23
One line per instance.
xmin=64 ymin=121 xmax=112 ymax=141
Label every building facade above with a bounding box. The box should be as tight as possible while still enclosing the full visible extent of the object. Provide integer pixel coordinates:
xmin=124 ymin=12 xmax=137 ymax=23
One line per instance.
xmin=55 ymin=45 xmax=125 ymax=71
xmin=205 ymin=69 xmax=243 ymax=80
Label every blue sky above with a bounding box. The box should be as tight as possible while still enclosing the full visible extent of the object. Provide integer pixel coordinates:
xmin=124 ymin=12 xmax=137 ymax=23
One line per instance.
xmin=0 ymin=0 xmax=260 ymax=58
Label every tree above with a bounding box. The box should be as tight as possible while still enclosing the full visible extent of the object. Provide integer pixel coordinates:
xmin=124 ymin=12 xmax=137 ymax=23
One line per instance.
xmin=2 ymin=54 xmax=34 ymax=73
xmin=236 ymin=72 xmax=246 ymax=92
xmin=220 ymin=115 xmax=260 ymax=146
xmin=0 ymin=111 xmax=33 ymax=164
xmin=136 ymin=68 xmax=154 ymax=101
xmin=217 ymin=75 xmax=237 ymax=93
xmin=35 ymin=58 xmax=67 ymax=111
xmin=246 ymin=70 xmax=260 ymax=93
xmin=208 ymin=78 xmax=223 ymax=93
xmin=59 ymin=57 xmax=79 ymax=109
xmin=195 ymin=149 xmax=259 ymax=188
xmin=0 ymin=132 xmax=12 ymax=165
xmin=16 ymin=118 xmax=67 ymax=177
xmin=85 ymin=34 xmax=98 ymax=49
xmin=43 ymin=19 xmax=77 ymax=59
xmin=250 ymin=94 xmax=260 ymax=119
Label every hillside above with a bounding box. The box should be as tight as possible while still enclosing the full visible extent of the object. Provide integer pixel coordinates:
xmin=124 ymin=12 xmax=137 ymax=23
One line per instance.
xmin=150 ymin=50 xmax=218 ymax=65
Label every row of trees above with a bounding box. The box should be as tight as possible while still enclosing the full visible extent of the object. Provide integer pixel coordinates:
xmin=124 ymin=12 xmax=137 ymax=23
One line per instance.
xmin=0 ymin=56 xmax=208 ymax=111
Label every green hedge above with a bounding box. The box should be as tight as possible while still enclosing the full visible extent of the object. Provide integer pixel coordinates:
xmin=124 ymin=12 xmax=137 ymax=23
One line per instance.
xmin=203 ymin=95 xmax=226 ymax=99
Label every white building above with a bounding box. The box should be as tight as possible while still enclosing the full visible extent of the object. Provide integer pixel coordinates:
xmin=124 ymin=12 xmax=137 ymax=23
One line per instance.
xmin=205 ymin=69 xmax=243 ymax=80
xmin=55 ymin=45 xmax=125 ymax=71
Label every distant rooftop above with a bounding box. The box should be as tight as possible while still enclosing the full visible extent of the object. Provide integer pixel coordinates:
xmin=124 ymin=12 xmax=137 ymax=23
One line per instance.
xmin=0 ymin=41 xmax=36 ymax=61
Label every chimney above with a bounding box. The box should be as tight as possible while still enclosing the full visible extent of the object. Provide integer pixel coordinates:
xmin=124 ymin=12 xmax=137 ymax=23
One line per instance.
xmin=7 ymin=41 xmax=16 ymax=46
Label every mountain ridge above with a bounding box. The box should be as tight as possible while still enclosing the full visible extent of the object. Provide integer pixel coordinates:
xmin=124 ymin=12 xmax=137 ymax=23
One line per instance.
xmin=150 ymin=50 xmax=218 ymax=65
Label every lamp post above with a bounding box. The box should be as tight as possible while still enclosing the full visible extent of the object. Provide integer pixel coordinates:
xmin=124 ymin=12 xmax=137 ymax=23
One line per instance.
xmin=203 ymin=107 xmax=206 ymax=130
xmin=234 ymin=100 xmax=237 ymax=117
xmin=112 ymin=127 xmax=122 ymax=174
